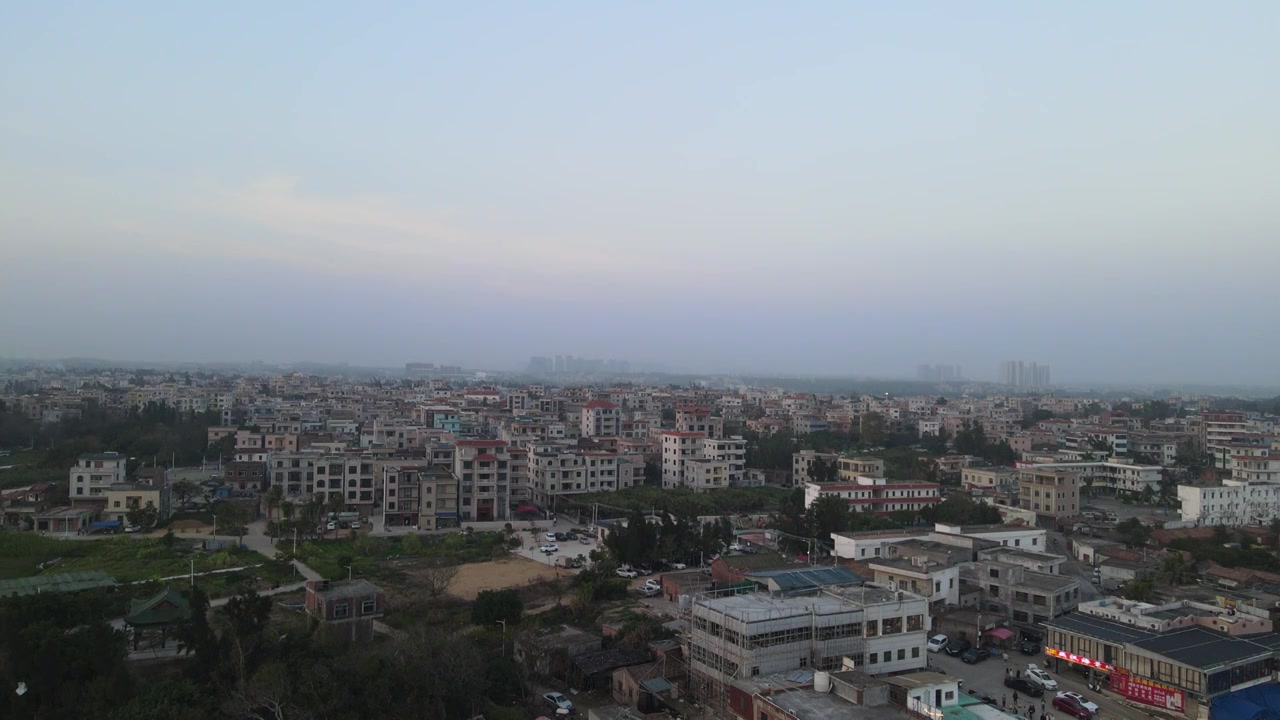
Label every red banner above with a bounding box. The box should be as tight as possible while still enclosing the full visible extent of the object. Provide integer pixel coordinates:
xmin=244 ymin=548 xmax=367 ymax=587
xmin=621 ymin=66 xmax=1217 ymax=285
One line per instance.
xmin=1110 ymin=671 xmax=1186 ymax=713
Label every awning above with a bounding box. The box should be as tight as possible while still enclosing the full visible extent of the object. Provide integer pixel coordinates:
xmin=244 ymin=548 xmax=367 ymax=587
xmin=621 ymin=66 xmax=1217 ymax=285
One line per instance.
xmin=90 ymin=520 xmax=122 ymax=528
xmin=983 ymin=627 xmax=1015 ymax=640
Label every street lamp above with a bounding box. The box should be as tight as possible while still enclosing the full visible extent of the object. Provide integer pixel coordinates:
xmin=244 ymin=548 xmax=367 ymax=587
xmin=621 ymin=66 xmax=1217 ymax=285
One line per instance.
xmin=342 ymin=565 xmax=352 ymax=583
xmin=496 ymin=620 xmax=507 ymax=657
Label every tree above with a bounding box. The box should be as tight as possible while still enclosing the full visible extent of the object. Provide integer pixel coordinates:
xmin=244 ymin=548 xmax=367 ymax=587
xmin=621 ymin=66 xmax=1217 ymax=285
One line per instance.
xmin=126 ymin=501 xmax=159 ymax=529
xmin=264 ymin=485 xmax=283 ymax=524
xmin=471 ymin=589 xmax=523 ymax=626
xmin=860 ymin=413 xmax=887 ymax=448
xmin=1120 ymin=574 xmax=1156 ymax=603
xmin=419 ymin=563 xmax=459 ymax=598
xmin=171 ymin=480 xmax=198 ymax=507
xmin=221 ymin=589 xmax=273 ymax=689
xmin=1116 ymin=518 xmax=1152 ymax=547
xmin=1269 ymin=518 xmax=1280 ymax=548
xmin=810 ymin=457 xmax=840 ymax=484
xmin=1157 ymin=553 xmax=1193 ymax=586
xmin=1138 ymin=485 xmax=1156 ymax=505
xmin=216 ymin=501 xmax=250 ymax=545
xmin=1213 ymin=524 xmax=1232 ymax=544
xmin=809 ymin=495 xmax=850 ymax=539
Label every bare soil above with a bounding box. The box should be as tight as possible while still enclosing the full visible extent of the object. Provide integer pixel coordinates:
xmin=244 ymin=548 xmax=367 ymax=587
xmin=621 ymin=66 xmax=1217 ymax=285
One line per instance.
xmin=444 ymin=556 xmax=566 ymax=600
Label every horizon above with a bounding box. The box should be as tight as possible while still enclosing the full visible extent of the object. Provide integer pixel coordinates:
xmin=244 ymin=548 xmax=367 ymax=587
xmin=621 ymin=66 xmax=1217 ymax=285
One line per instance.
xmin=2 ymin=3 xmax=1278 ymax=385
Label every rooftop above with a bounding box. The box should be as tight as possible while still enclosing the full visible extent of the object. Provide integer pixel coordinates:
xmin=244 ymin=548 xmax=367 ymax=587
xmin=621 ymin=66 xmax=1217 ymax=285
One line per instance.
xmin=309 ymin=579 xmax=383 ymax=602
xmin=1131 ymin=626 xmax=1274 ymax=670
xmin=767 ymin=686 xmax=903 ymax=720
xmin=745 ymin=566 xmax=864 ymax=591
xmin=0 ymin=570 xmax=117 ymax=598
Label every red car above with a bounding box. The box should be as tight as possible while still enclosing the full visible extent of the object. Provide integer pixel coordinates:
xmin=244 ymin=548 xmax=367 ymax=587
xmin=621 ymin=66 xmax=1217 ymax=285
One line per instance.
xmin=1053 ymin=694 xmax=1096 ymax=719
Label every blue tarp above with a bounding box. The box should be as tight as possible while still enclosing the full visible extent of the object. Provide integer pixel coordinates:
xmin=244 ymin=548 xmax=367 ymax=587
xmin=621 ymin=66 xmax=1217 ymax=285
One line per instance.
xmin=90 ymin=520 xmax=122 ymax=528
xmin=1212 ymin=684 xmax=1280 ymax=720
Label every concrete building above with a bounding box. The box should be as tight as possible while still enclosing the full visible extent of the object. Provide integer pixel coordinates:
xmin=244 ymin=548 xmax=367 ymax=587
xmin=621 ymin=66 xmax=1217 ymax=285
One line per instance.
xmin=1017 ymin=467 xmax=1080 ymax=521
xmin=529 ymin=446 xmax=622 ymax=505
xmin=662 ymin=431 xmax=705 ymax=489
xmin=454 ymin=439 xmax=512 ymax=521
xmin=304 ymin=579 xmax=386 ymax=643
xmin=793 ymin=450 xmax=839 ymax=487
xmin=69 ymin=452 xmax=127 ymax=501
xmin=1024 ymin=460 xmax=1162 ymax=497
xmin=703 ymin=436 xmax=746 ymax=487
xmin=961 ymin=466 xmax=1016 ymax=491
xmin=838 ymin=457 xmax=886 ymax=480
xmin=103 ymin=483 xmax=172 ymax=525
xmin=580 ymin=400 xmax=621 ymax=438
xmin=677 ymin=407 xmax=722 ymax=438
xmin=962 ymin=559 xmax=1080 ymax=625
xmin=866 ymin=539 xmax=964 ymax=615
xmin=1178 ymin=480 xmax=1280 ymax=527
xmin=687 ymin=586 xmax=930 ymax=712
xmin=804 ymin=477 xmax=941 ymax=517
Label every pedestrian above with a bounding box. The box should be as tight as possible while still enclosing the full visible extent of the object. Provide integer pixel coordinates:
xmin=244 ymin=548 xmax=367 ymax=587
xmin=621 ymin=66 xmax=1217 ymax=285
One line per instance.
xmin=1002 ymin=695 xmax=1007 ymax=709
xmin=1003 ymin=652 xmax=1009 ymax=665
xmin=1013 ymin=691 xmax=1019 ymax=705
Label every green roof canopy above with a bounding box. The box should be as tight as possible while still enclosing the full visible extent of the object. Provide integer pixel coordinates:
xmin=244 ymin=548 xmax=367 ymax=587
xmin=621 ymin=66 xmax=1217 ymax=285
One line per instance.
xmin=125 ymin=588 xmax=191 ymax=627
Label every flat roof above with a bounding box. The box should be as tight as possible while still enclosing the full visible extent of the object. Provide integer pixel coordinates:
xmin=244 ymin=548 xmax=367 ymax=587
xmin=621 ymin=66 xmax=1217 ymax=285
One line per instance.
xmin=0 ymin=570 xmax=117 ymax=597
xmin=768 ymin=687 xmax=903 ymax=720
xmin=1044 ymin=612 xmax=1157 ymax=645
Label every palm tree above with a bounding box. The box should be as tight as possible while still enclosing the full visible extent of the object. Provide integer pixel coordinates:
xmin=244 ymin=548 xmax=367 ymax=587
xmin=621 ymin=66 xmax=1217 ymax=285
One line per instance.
xmin=264 ymin=485 xmax=283 ymax=541
xmin=1157 ymin=553 xmax=1192 ymax=586
xmin=1138 ymin=485 xmax=1156 ymax=505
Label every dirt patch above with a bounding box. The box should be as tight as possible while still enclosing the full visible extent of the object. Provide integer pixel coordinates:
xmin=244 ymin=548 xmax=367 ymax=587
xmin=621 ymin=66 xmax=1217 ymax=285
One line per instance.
xmin=168 ymin=520 xmax=211 ymax=531
xmin=446 ymin=556 xmax=566 ymax=600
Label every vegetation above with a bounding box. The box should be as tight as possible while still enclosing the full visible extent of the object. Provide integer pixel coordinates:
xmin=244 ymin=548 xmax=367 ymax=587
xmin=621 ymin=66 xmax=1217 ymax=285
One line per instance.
xmin=0 ymin=534 xmax=288 ymax=585
xmin=570 ymin=485 xmax=788 ymax=517
xmin=953 ymin=420 xmax=1018 ymax=465
xmin=1116 ymin=517 xmax=1153 ymax=547
xmin=604 ymin=509 xmax=733 ymax=567
xmin=288 ymin=530 xmax=515 ymax=580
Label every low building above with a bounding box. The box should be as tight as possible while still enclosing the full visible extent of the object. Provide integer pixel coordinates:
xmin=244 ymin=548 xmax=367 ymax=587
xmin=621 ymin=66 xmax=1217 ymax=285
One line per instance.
xmin=1178 ymin=480 xmax=1280 ymax=527
xmin=1045 ymin=597 xmax=1280 ymax=713
xmin=962 ymin=559 xmax=1080 ymax=626
xmin=804 ymin=477 xmax=941 ymax=517
xmin=961 ymin=466 xmax=1016 ymax=491
xmin=102 ymin=483 xmax=172 ymax=525
xmin=223 ymin=460 xmax=267 ymax=491
xmin=33 ymin=506 xmax=96 ymax=534
xmin=304 ymin=579 xmax=386 ymax=643
xmin=69 ymin=452 xmax=127 ymax=502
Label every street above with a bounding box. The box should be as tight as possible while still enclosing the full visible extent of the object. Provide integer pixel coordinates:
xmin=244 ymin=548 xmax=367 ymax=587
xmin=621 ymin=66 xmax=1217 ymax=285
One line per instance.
xmin=929 ymin=648 xmax=1151 ymax=720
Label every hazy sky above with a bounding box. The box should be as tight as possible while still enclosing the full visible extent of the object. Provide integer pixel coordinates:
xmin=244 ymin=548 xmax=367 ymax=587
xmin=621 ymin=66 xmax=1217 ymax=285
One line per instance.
xmin=2 ymin=3 xmax=1278 ymax=383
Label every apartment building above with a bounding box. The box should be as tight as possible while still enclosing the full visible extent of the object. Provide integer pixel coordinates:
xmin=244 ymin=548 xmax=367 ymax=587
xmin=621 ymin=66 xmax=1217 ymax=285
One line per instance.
xmin=684 ymin=458 xmax=730 ymax=492
xmin=866 ymin=539 xmax=964 ymax=613
xmin=793 ymin=450 xmax=839 ymax=487
xmin=703 ymin=436 xmax=746 ymax=487
xmin=580 ymin=400 xmax=621 ymax=437
xmin=1023 ymin=460 xmax=1162 ymax=497
xmin=270 ymin=452 xmax=319 ymax=502
xmin=528 ymin=445 xmax=621 ymax=505
xmin=960 ymin=466 xmax=1016 ymax=491
xmin=70 ymin=452 xmax=128 ymax=502
xmin=687 ymin=586 xmax=929 ymax=710
xmin=382 ymin=464 xmax=458 ymax=530
xmin=224 ymin=460 xmax=267 ymax=491
xmin=454 ymin=440 xmax=511 ymax=521
xmin=1231 ymin=450 xmax=1280 ymax=484
xmin=662 ymin=431 xmax=705 ymax=489
xmin=803 ymin=477 xmax=941 ymax=516
xmin=792 ymin=416 xmax=830 ymax=435
xmin=677 ymin=407 xmax=722 ymax=438
xmin=1017 ymin=468 xmax=1080 ymax=520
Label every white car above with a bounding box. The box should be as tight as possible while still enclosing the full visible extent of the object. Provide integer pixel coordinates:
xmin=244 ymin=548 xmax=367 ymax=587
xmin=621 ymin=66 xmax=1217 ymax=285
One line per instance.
xmin=671 ymin=562 xmax=687 ymax=570
xmin=728 ymin=542 xmax=745 ymax=552
xmin=1026 ymin=664 xmax=1058 ymax=691
xmin=927 ymin=634 xmax=948 ymax=653
xmin=350 ymin=520 xmax=362 ymax=530
xmin=543 ymin=691 xmax=574 ymax=712
xmin=326 ymin=521 xmax=337 ymax=531
xmin=643 ymin=579 xmax=661 ymax=591
xmin=544 ymin=532 xmax=557 ymax=542
xmin=539 ymin=543 xmax=559 ymax=553
xmin=1056 ymin=692 xmax=1099 ymax=714
xmin=616 ymin=567 xmax=638 ymax=579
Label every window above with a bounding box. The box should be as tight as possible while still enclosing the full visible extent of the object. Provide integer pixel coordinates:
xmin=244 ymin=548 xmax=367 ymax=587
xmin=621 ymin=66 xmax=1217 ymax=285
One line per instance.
xmin=912 ymin=647 xmax=920 ymax=658
xmin=897 ymin=648 xmax=906 ymax=661
xmin=865 ymin=620 xmax=879 ymax=637
xmin=868 ymin=652 xmax=878 ymax=664
xmin=333 ymin=602 xmax=350 ymax=619
xmin=989 ymin=568 xmax=1000 ymax=579
xmin=361 ymin=599 xmax=376 ymax=614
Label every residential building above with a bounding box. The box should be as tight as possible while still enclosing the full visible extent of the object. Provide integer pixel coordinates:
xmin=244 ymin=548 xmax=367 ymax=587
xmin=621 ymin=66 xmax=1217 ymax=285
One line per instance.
xmin=1023 ymin=460 xmax=1162 ymax=497
xmin=1017 ymin=467 xmax=1080 ymax=520
xmin=687 ymin=586 xmax=929 ymax=712
xmin=804 ymin=477 xmax=941 ymax=517
xmin=661 ymin=431 xmax=705 ymax=489
xmin=69 ymin=452 xmax=127 ymax=501
xmin=866 ymin=539 xmax=964 ymax=614
xmin=677 ymin=407 xmax=722 ymax=438
xmin=962 ymin=559 xmax=1080 ymax=625
xmin=793 ymin=450 xmax=839 ymax=487
xmin=837 ymin=456 xmax=886 ymax=480
xmin=223 ymin=460 xmax=267 ymax=491
xmin=792 ymin=416 xmax=829 ymax=435
xmin=580 ymin=399 xmax=621 ymax=438
xmin=961 ymin=466 xmax=1016 ymax=491
xmin=703 ymin=436 xmax=746 ymax=487
xmin=103 ymin=483 xmax=172 ymax=525
xmin=684 ymin=458 xmax=730 ymax=492
xmin=304 ymin=579 xmax=386 ymax=643
xmin=529 ymin=446 xmax=621 ymax=505
xmin=454 ymin=439 xmax=511 ymax=521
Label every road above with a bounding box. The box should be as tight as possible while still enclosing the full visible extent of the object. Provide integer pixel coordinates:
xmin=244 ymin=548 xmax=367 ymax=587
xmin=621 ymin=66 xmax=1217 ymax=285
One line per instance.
xmin=929 ymin=648 xmax=1151 ymax=720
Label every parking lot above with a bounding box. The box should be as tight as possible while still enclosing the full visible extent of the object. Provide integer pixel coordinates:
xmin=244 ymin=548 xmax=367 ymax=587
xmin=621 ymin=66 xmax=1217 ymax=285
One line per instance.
xmin=928 ymin=644 xmax=1149 ymax=720
xmin=511 ymin=526 xmax=596 ymax=570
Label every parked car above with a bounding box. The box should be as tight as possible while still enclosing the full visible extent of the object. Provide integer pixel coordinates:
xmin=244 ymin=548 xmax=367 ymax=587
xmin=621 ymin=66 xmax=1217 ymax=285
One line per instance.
xmin=544 ymin=532 xmax=557 ymax=542
xmin=728 ymin=542 xmax=745 ymax=552
xmin=927 ymin=634 xmax=949 ymax=653
xmin=635 ymin=565 xmax=653 ymax=576
xmin=539 ymin=543 xmax=559 ymax=553
xmin=565 ymin=531 xmax=578 ymax=540
xmin=961 ymin=648 xmax=987 ymax=664
xmin=1056 ymin=692 xmax=1099 ymax=715
xmin=1004 ymin=676 xmax=1044 ymax=698
xmin=1052 ymin=693 xmax=1096 ymax=719
xmin=554 ymin=532 xmax=567 ymax=542
xmin=1025 ymin=664 xmax=1058 ymax=691
xmin=578 ymin=536 xmax=592 ymax=544
xmin=671 ymin=562 xmax=687 ymax=570
xmin=350 ymin=520 xmax=362 ymax=530
xmin=944 ymin=638 xmax=972 ymax=657
xmin=1020 ymin=639 xmax=1041 ymax=655
xmin=637 ymin=586 xmax=660 ymax=597
xmin=124 ymin=525 xmax=142 ymax=534
xmin=543 ymin=692 xmax=574 ymax=713
xmin=643 ymin=579 xmax=661 ymax=591
xmin=326 ymin=521 xmax=337 ymax=531
xmin=616 ymin=567 xmax=638 ymax=579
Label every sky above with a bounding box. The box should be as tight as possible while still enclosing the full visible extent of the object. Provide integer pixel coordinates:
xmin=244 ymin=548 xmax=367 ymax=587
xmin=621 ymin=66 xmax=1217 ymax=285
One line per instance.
xmin=1 ymin=2 xmax=1278 ymax=384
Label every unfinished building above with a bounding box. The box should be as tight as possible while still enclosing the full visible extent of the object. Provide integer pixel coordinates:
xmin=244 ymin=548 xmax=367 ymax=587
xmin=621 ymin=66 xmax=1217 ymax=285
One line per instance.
xmin=685 ymin=585 xmax=930 ymax=715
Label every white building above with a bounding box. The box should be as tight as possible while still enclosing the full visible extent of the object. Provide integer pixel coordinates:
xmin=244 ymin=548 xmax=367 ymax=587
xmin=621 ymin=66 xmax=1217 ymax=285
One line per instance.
xmin=579 ymin=399 xmax=621 ymax=438
xmin=804 ymin=477 xmax=942 ymax=516
xmin=661 ymin=431 xmax=705 ymax=488
xmin=1178 ymin=480 xmax=1280 ymax=527
xmin=70 ymin=452 xmax=128 ymax=500
xmin=528 ymin=445 xmax=622 ymax=504
xmin=703 ymin=436 xmax=746 ymax=487
xmin=1025 ymin=460 xmax=1163 ymax=497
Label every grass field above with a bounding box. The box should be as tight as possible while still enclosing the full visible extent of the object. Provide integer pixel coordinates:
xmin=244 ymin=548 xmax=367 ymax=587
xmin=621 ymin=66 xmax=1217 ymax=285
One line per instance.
xmin=291 ymin=530 xmax=516 ymax=581
xmin=0 ymin=533 xmax=295 ymax=596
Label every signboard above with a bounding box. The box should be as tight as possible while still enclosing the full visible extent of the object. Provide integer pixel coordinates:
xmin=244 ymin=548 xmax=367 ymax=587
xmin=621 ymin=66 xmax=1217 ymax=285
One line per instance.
xmin=1110 ymin=671 xmax=1186 ymax=713
xmin=1044 ymin=647 xmax=1115 ymax=673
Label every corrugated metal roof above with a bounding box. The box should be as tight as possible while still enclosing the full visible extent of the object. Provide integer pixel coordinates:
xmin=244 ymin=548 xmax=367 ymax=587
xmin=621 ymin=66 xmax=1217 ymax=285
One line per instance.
xmin=745 ymin=566 xmax=864 ymax=590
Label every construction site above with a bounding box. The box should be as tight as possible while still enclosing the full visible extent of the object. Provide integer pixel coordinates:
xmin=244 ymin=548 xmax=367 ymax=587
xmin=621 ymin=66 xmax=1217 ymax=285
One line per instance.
xmin=683 ymin=581 xmax=931 ymax=716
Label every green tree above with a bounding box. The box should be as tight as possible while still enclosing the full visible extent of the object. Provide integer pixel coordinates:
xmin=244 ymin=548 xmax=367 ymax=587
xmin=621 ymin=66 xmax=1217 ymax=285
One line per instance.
xmin=1116 ymin=518 xmax=1152 ymax=547
xmin=171 ymin=480 xmax=198 ymax=507
xmin=860 ymin=412 xmax=887 ymax=447
xmin=809 ymin=495 xmax=850 ymax=539
xmin=126 ymin=500 xmax=159 ymax=529
xmin=1121 ymin=574 xmax=1156 ymax=603
xmin=471 ymin=589 xmax=523 ymax=626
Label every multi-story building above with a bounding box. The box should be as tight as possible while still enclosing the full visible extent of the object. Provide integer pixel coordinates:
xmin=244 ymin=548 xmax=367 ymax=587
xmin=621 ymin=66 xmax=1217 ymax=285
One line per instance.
xmin=703 ymin=436 xmax=746 ymax=487
xmin=103 ymin=483 xmax=172 ymax=525
xmin=1023 ymin=460 xmax=1162 ymax=497
xmin=580 ymin=399 xmax=621 ymax=438
xmin=382 ymin=464 xmax=459 ymax=530
xmin=1017 ymin=468 xmax=1080 ymax=520
xmin=804 ymin=477 xmax=942 ymax=517
xmin=687 ymin=586 xmax=929 ymax=711
xmin=961 ymin=466 xmax=1016 ymax=491
xmin=270 ymin=452 xmax=319 ymax=502
xmin=528 ymin=445 xmax=621 ymax=505
xmin=866 ymin=539 xmax=964 ymax=615
xmin=684 ymin=458 xmax=730 ymax=492
xmin=70 ymin=452 xmax=128 ymax=502
xmin=838 ymin=456 xmax=886 ymax=480
xmin=1177 ymin=480 xmax=1280 ymax=527
xmin=963 ymin=559 xmax=1080 ymax=626
xmin=662 ymin=431 xmax=705 ymax=489
xmin=1231 ymin=450 xmax=1280 ymax=484
xmin=454 ymin=440 xmax=511 ymax=521
xmin=792 ymin=450 xmax=839 ymax=487
xmin=677 ymin=407 xmax=722 ymax=438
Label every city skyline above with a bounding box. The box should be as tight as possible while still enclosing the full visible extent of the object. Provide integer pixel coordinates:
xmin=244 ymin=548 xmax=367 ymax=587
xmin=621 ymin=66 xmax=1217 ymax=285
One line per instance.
xmin=2 ymin=3 xmax=1278 ymax=384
